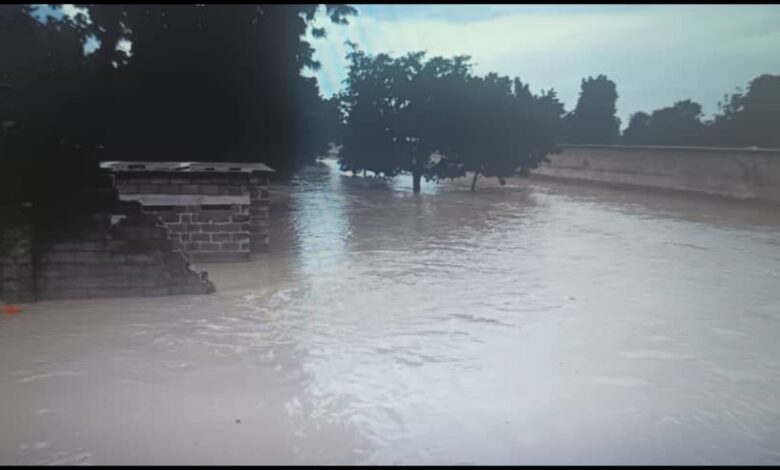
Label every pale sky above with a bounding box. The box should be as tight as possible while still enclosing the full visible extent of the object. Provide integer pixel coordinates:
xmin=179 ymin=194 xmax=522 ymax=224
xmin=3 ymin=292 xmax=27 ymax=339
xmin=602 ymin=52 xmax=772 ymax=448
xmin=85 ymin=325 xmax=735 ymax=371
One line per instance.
xmin=306 ymin=4 xmax=780 ymax=127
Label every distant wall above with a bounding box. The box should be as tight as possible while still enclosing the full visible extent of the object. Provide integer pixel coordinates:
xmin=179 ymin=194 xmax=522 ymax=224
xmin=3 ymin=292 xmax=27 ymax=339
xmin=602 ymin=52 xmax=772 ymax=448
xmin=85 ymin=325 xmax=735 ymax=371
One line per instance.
xmin=532 ymin=145 xmax=780 ymax=203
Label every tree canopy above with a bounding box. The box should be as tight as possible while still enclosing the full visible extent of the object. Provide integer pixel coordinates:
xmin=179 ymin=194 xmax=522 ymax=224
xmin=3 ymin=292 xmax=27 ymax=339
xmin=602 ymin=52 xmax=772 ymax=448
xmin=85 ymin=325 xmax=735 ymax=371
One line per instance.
xmin=337 ymin=47 xmax=566 ymax=191
xmin=563 ymin=75 xmax=621 ymax=145
xmin=710 ymin=74 xmax=780 ymax=148
xmin=1 ymin=4 xmax=357 ymax=209
xmin=622 ymin=100 xmax=708 ymax=146
xmin=620 ymin=75 xmax=780 ymax=148
xmin=446 ymin=74 xmax=565 ymax=190
xmin=0 ymin=5 xmax=102 ymax=209
xmin=79 ymin=4 xmax=356 ymax=177
xmin=337 ymin=47 xmax=472 ymax=191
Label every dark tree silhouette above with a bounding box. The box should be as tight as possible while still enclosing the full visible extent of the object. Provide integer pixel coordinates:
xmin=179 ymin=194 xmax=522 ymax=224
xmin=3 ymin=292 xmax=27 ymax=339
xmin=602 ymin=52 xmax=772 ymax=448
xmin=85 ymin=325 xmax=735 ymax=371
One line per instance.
xmin=79 ymin=4 xmax=356 ymax=179
xmin=621 ymin=112 xmax=651 ymax=145
xmin=0 ymin=5 xmax=107 ymax=209
xmin=449 ymin=74 xmax=565 ymax=191
xmin=337 ymin=49 xmax=402 ymax=179
xmin=622 ymin=100 xmax=708 ymax=146
xmin=338 ymin=47 xmax=471 ymax=192
xmin=563 ymin=75 xmax=620 ymax=144
xmin=338 ymin=47 xmax=565 ymax=192
xmin=711 ymin=74 xmax=780 ymax=148
xmin=619 ymin=74 xmax=780 ymax=148
xmin=1 ymin=4 xmax=357 ymax=210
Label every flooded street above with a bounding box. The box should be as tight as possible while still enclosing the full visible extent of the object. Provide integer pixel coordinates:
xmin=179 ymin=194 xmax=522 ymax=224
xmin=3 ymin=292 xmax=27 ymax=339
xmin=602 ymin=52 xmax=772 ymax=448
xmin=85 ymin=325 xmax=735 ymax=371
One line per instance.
xmin=3 ymin=159 xmax=780 ymax=464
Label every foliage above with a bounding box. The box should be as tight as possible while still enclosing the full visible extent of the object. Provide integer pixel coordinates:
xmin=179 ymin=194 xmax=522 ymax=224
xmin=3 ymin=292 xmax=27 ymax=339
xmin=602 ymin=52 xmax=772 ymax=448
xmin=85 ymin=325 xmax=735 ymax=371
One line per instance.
xmin=79 ymin=4 xmax=356 ymax=178
xmin=1 ymin=4 xmax=357 ymax=209
xmin=338 ymin=47 xmax=474 ymax=191
xmin=563 ymin=75 xmax=621 ymax=144
xmin=710 ymin=74 xmax=780 ymax=148
xmin=447 ymin=74 xmax=565 ymax=190
xmin=620 ymin=75 xmax=780 ymax=148
xmin=622 ymin=100 xmax=708 ymax=146
xmin=337 ymin=47 xmax=566 ymax=191
xmin=0 ymin=5 xmax=102 ymax=208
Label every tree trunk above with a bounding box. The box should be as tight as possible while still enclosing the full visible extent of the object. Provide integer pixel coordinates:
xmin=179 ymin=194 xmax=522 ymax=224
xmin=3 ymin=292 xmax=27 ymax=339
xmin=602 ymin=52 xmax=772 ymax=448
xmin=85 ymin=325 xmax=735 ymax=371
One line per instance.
xmin=470 ymin=171 xmax=479 ymax=192
xmin=412 ymin=172 xmax=422 ymax=193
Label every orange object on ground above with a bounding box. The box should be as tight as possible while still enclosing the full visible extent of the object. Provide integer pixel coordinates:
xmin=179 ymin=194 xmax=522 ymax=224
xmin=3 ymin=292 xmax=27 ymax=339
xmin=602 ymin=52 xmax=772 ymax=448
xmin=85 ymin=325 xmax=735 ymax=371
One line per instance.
xmin=3 ymin=304 xmax=21 ymax=315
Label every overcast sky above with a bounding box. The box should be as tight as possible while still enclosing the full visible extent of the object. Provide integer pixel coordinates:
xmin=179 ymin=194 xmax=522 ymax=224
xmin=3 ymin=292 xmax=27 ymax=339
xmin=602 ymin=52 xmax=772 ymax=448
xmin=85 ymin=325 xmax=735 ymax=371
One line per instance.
xmin=306 ymin=4 xmax=780 ymax=127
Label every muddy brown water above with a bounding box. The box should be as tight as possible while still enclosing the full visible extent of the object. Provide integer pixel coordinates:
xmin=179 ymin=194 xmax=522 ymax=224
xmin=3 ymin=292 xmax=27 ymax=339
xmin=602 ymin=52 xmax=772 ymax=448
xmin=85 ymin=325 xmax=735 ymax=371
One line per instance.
xmin=2 ymin=159 xmax=780 ymax=464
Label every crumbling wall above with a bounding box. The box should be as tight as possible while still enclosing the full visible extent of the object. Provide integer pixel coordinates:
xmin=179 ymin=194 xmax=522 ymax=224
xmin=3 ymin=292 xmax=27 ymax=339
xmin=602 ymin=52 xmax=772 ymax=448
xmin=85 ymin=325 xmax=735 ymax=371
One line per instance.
xmin=32 ymin=213 xmax=214 ymax=300
xmin=0 ymin=205 xmax=35 ymax=303
xmin=112 ymin=171 xmax=270 ymax=260
xmin=152 ymin=203 xmax=251 ymax=263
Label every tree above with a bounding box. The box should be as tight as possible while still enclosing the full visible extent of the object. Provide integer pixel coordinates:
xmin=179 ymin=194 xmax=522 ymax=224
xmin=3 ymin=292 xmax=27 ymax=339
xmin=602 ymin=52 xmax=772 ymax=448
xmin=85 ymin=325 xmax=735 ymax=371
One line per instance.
xmin=337 ymin=49 xmax=402 ymax=179
xmin=338 ymin=47 xmax=566 ymax=192
xmin=338 ymin=47 xmax=471 ymax=192
xmin=0 ymin=5 xmax=107 ymax=209
xmin=622 ymin=100 xmax=708 ymax=146
xmin=563 ymin=74 xmax=620 ymax=144
xmin=2 ymin=4 xmax=358 ymax=211
xmin=449 ymin=74 xmax=565 ymax=191
xmin=621 ymin=112 xmax=651 ymax=145
xmin=711 ymin=74 xmax=780 ymax=148
xmin=78 ymin=4 xmax=357 ymax=178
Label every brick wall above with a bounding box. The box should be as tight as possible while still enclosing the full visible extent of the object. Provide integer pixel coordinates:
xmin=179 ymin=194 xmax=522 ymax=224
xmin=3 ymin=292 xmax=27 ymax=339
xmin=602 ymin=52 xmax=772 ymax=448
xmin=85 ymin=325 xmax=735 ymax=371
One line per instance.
xmin=1 ymin=206 xmax=34 ymax=303
xmin=249 ymin=174 xmax=270 ymax=252
xmin=150 ymin=203 xmax=251 ymax=262
xmin=112 ymin=170 xmax=271 ymax=261
xmin=114 ymin=173 xmax=248 ymax=197
xmin=1 ymin=206 xmax=215 ymax=303
xmin=32 ymin=213 xmax=214 ymax=301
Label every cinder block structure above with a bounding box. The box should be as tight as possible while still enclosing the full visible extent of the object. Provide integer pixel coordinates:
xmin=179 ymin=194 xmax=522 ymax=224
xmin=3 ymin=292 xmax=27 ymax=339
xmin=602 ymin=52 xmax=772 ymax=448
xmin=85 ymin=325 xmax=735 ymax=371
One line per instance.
xmin=101 ymin=161 xmax=273 ymax=263
xmin=0 ymin=203 xmax=215 ymax=303
xmin=0 ymin=161 xmax=271 ymax=303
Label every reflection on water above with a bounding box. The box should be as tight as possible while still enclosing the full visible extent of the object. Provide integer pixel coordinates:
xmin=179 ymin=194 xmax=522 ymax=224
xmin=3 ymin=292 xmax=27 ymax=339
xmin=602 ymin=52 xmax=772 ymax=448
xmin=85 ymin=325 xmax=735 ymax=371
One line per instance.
xmin=220 ymin=159 xmax=780 ymax=464
xmin=3 ymin=159 xmax=780 ymax=464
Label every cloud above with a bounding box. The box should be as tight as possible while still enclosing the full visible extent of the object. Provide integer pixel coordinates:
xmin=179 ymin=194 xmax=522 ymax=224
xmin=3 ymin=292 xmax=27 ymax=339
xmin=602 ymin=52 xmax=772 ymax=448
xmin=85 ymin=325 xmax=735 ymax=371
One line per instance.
xmin=352 ymin=4 xmax=648 ymax=24
xmin=60 ymin=4 xmax=84 ymax=18
xmin=308 ymin=5 xmax=780 ymax=126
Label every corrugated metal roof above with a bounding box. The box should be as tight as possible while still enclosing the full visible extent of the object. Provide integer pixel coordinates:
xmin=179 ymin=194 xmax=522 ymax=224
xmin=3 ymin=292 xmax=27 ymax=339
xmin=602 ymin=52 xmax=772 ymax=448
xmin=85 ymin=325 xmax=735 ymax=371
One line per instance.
xmin=100 ymin=161 xmax=275 ymax=173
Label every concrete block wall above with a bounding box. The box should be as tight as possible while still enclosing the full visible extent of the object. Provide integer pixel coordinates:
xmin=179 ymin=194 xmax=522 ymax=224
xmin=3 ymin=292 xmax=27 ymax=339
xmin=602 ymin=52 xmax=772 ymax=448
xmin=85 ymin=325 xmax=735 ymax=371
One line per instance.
xmin=31 ymin=213 xmax=214 ymax=301
xmin=152 ymin=204 xmax=251 ymax=263
xmin=533 ymin=145 xmax=780 ymax=204
xmin=112 ymin=171 xmax=270 ymax=261
xmin=249 ymin=174 xmax=270 ymax=252
xmin=114 ymin=173 xmax=249 ymax=197
xmin=1 ymin=206 xmax=35 ymax=303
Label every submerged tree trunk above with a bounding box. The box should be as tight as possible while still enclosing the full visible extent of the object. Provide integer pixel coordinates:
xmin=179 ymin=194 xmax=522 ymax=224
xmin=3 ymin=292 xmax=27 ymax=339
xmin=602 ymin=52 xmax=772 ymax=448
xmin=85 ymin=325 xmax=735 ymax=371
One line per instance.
xmin=470 ymin=171 xmax=479 ymax=192
xmin=412 ymin=172 xmax=422 ymax=193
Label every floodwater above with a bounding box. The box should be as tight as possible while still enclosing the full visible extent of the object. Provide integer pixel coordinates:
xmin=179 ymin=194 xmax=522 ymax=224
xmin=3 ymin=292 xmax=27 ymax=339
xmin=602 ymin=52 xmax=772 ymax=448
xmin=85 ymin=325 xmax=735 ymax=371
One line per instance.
xmin=3 ymin=159 xmax=780 ymax=465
